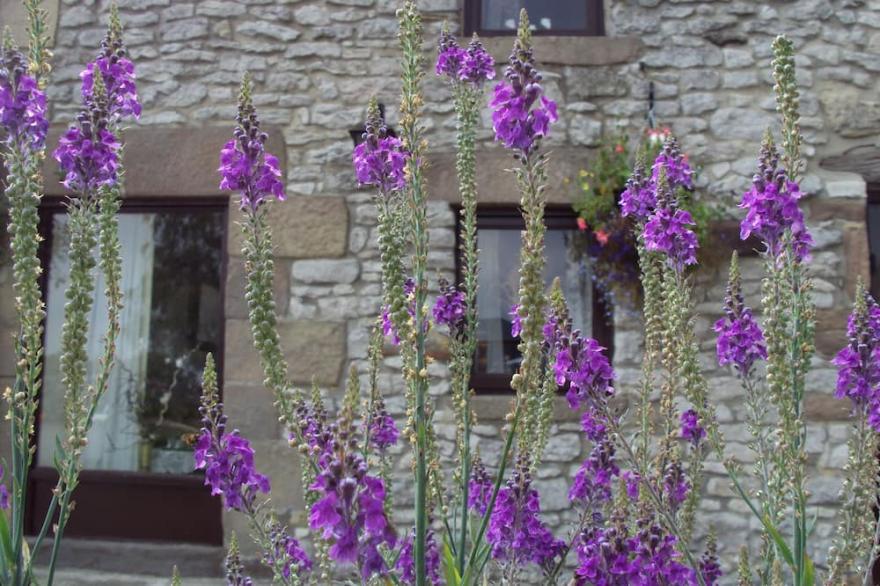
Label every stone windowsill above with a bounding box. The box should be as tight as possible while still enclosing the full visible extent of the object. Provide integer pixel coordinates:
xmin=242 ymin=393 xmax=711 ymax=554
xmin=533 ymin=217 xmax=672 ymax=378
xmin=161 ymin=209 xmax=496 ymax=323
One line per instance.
xmin=480 ymin=35 xmax=643 ymax=67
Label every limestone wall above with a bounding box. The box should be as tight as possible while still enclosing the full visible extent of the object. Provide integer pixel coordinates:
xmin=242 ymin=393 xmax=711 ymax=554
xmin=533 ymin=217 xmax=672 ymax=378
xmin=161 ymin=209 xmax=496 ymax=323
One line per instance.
xmin=1 ymin=0 xmax=879 ymax=579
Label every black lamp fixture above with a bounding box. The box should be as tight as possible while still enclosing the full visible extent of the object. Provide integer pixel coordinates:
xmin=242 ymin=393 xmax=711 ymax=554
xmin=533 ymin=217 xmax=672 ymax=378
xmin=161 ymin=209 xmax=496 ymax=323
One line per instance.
xmin=349 ymin=102 xmax=397 ymax=147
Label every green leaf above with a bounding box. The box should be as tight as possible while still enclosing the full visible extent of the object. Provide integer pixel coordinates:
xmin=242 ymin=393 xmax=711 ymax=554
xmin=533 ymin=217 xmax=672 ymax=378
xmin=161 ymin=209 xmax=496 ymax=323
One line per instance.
xmin=762 ymin=515 xmax=794 ymax=569
xmin=803 ymin=554 xmax=815 ymax=586
xmin=0 ymin=508 xmax=13 ymax=573
xmin=442 ymin=540 xmax=461 ymax=586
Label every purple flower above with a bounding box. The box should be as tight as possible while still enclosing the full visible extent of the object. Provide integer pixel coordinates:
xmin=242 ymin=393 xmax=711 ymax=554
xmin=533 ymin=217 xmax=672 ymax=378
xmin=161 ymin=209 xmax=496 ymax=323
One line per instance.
xmin=487 ymin=457 xmax=564 ymax=571
xmin=367 ymin=395 xmax=399 ymax=452
xmin=652 ymin=136 xmax=693 ymax=192
xmin=219 ymin=80 xmax=284 ymax=211
xmin=467 ymin=454 xmax=494 ymax=515
xmin=739 ymin=137 xmax=812 ymax=262
xmin=0 ymin=46 xmax=47 ymax=152
xmin=574 ymin=522 xmax=634 ymax=586
xmin=194 ymin=427 xmax=270 ymax=512
xmin=352 ymin=103 xmax=408 ymax=194
xmin=460 ymin=36 xmax=495 ymax=85
xmin=699 ymin=539 xmax=722 ymax=586
xmin=0 ymin=464 xmax=8 ymax=510
xmin=643 ymin=175 xmax=698 ymax=271
xmin=53 ymin=92 xmax=121 ymax=194
xmin=510 ymin=304 xmax=523 ymax=338
xmin=661 ymin=461 xmax=689 ymax=513
xmin=396 ymin=528 xmax=442 ymax=585
xmin=435 ymin=29 xmax=466 ymax=79
xmin=265 ymin=525 xmax=312 ymax=580
xmin=622 ymin=471 xmax=640 ymax=501
xmin=490 ymin=36 xmax=557 ymax=156
xmin=834 ymin=289 xmax=880 ymax=430
xmin=629 ymin=516 xmax=696 ymax=585
xmin=619 ymin=159 xmax=655 ymax=223
xmin=569 ymin=436 xmax=619 ymax=504
xmin=81 ymin=26 xmax=140 ymax=121
xmin=679 ymin=409 xmax=705 ymax=446
xmin=380 ymin=305 xmax=401 ymax=345
xmin=715 ymin=265 xmax=767 ymax=377
xmin=433 ymin=278 xmax=467 ymax=335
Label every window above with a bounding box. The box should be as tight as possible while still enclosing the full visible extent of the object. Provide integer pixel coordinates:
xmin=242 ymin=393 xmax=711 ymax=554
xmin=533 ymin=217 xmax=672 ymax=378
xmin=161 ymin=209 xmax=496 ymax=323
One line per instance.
xmin=27 ymin=197 xmax=227 ymax=544
xmin=465 ymin=0 xmax=604 ymax=36
xmin=460 ymin=207 xmax=613 ymax=393
xmin=869 ymin=185 xmax=880 ymax=299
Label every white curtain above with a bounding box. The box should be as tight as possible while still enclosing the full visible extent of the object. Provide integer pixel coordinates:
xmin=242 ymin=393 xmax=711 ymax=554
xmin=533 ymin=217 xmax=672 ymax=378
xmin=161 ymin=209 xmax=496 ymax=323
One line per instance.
xmin=39 ymin=213 xmax=155 ymax=471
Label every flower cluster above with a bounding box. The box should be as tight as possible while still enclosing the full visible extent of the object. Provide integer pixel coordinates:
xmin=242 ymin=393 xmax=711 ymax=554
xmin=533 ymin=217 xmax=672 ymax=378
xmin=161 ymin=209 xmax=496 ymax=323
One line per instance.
xmin=569 ymin=435 xmax=619 ymax=504
xmin=620 ymin=135 xmax=694 ymax=225
xmin=661 ymin=460 xmax=690 ymax=513
xmin=629 ymin=514 xmax=696 ymax=584
xmin=487 ymin=457 xmax=564 ymax=570
xmin=619 ymin=159 xmax=655 ymax=223
xmin=739 ymin=135 xmax=812 ymax=262
xmin=396 ymin=527 xmax=442 ymax=585
xmin=467 ymin=453 xmax=494 ymax=515
xmin=366 ymin=394 xmax=399 ymax=452
xmin=490 ymin=21 xmax=557 ymax=156
xmin=544 ymin=305 xmax=615 ymax=412
xmin=714 ymin=255 xmax=767 ymax=377
xmin=81 ymin=21 xmax=141 ymax=122
xmin=436 ymin=30 xmax=496 ymax=86
xmin=432 ymin=278 xmax=466 ymax=336
xmin=0 ymin=45 xmax=48 ymax=151
xmin=651 ymin=136 xmax=693 ymax=191
xmin=194 ymin=401 xmax=270 ymax=512
xmin=679 ymin=409 xmax=705 ymax=446
xmin=643 ymin=171 xmax=698 ymax=271
xmin=0 ymin=465 xmax=8 ymax=510
xmin=219 ymin=77 xmax=284 ymax=210
xmin=574 ymin=519 xmax=632 ymax=586
xmin=352 ymin=101 xmax=408 ymax=194
xmin=265 ymin=523 xmax=312 ymax=580
xmin=833 ymin=288 xmax=880 ymax=429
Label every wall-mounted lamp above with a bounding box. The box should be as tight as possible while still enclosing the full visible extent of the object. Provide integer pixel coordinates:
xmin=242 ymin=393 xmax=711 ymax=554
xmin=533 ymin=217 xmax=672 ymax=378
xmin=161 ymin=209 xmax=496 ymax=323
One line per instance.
xmin=349 ymin=102 xmax=397 ymax=147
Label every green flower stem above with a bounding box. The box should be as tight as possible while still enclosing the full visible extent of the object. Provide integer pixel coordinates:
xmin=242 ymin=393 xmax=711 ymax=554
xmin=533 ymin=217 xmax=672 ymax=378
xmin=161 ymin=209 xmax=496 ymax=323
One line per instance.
xmin=397 ymin=4 xmax=431 ymax=583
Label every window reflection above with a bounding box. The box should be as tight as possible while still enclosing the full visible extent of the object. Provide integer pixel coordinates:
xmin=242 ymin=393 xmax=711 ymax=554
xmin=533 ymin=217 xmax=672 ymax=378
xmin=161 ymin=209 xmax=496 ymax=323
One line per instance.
xmin=480 ymin=0 xmax=589 ymax=33
xmin=39 ymin=209 xmax=224 ymax=474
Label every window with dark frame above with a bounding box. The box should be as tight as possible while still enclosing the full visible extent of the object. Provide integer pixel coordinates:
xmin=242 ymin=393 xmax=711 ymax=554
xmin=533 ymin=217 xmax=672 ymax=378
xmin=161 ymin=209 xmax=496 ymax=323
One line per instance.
xmin=26 ymin=197 xmax=227 ymax=544
xmin=457 ymin=206 xmax=613 ymax=394
xmin=868 ymin=185 xmax=880 ymax=300
xmin=464 ymin=0 xmax=604 ymax=36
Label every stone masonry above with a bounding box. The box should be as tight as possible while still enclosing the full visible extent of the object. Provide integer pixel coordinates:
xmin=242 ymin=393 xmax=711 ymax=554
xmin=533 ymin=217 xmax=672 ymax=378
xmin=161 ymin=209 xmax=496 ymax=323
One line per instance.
xmin=1 ymin=0 xmax=880 ymax=582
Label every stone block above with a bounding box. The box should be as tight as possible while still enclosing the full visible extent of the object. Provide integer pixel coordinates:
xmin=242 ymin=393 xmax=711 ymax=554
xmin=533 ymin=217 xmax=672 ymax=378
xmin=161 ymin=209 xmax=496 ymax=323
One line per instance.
xmin=804 ymin=393 xmax=851 ymax=422
xmin=0 ymin=328 xmax=14 ymax=378
xmin=223 ymin=383 xmax=281 ymax=441
xmin=843 ymin=224 xmax=870 ymax=298
xmin=808 ymin=198 xmax=865 ymax=222
xmin=291 ymin=258 xmax=359 ymax=285
xmin=814 ymin=308 xmax=848 ymax=358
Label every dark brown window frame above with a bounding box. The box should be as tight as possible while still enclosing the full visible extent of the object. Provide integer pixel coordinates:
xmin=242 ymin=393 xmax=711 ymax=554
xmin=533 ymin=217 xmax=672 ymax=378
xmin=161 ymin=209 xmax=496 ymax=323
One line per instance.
xmin=27 ymin=195 xmax=228 ymax=545
xmin=463 ymin=0 xmax=605 ymax=37
xmin=455 ymin=205 xmax=614 ymax=394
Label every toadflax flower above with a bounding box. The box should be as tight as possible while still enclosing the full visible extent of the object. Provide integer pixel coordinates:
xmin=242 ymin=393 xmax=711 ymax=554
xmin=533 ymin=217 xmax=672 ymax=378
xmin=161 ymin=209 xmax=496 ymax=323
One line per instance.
xmin=353 ymin=98 xmax=408 ymax=194
xmin=219 ymin=75 xmax=284 ymax=210
xmin=651 ymin=135 xmax=693 ymax=192
xmin=54 ymin=73 xmax=121 ymax=194
xmin=490 ymin=12 xmax=557 ymax=157
xmin=265 ymin=523 xmax=312 ymax=580
xmin=432 ymin=278 xmax=466 ymax=336
xmin=459 ymin=35 xmax=495 ymax=85
xmin=396 ymin=527 xmax=442 ymax=585
xmin=0 ymin=464 xmax=8 ymax=510
xmin=435 ymin=28 xmax=465 ymax=79
xmin=679 ymin=409 xmax=705 ymax=446
xmin=194 ymin=400 xmax=270 ymax=512
xmin=714 ymin=253 xmax=767 ymax=377
xmin=739 ymin=133 xmax=812 ymax=262
xmin=833 ymin=285 xmax=880 ymax=429
xmin=81 ymin=12 xmax=141 ymax=122
xmin=569 ymin=434 xmax=619 ymax=504
xmin=0 ymin=43 xmax=48 ymax=152
xmin=467 ymin=452 xmax=494 ymax=515
xmin=629 ymin=513 xmax=696 ymax=585
xmin=488 ymin=455 xmax=564 ymax=571
xmin=643 ymin=169 xmax=698 ymax=271
xmin=366 ymin=394 xmax=399 ymax=452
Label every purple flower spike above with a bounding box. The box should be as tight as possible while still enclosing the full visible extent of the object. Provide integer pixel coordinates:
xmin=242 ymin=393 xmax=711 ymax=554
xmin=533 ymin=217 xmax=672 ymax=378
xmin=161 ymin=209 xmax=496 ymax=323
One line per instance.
xmin=834 ymin=289 xmax=880 ymax=430
xmin=715 ymin=259 xmax=767 ymax=377
xmin=510 ymin=304 xmax=523 ymax=338
xmin=488 ymin=456 xmax=564 ymax=571
xmin=266 ymin=525 xmax=312 ymax=580
xmin=490 ymin=34 xmax=557 ymax=156
xmin=194 ymin=423 xmax=270 ymax=512
xmin=219 ymin=79 xmax=285 ymax=211
xmin=467 ymin=454 xmax=494 ymax=515
xmin=367 ymin=395 xmax=399 ymax=452
xmin=569 ymin=436 xmax=619 ymax=504
xmin=54 ymin=88 xmax=121 ymax=194
xmin=680 ymin=409 xmax=705 ymax=446
xmin=396 ymin=528 xmax=442 ymax=585
xmin=0 ymin=46 xmax=48 ymax=152
xmin=739 ymin=136 xmax=812 ymax=262
xmin=619 ymin=159 xmax=655 ymax=222
xmin=630 ymin=515 xmax=697 ymax=585
xmin=352 ymin=102 xmax=408 ymax=194
xmin=643 ymin=173 xmax=698 ymax=271
xmin=652 ymin=136 xmax=693 ymax=192
xmin=435 ymin=29 xmax=465 ymax=79
xmin=460 ymin=36 xmax=495 ymax=85
xmin=81 ymin=25 xmax=141 ymax=121
xmin=0 ymin=464 xmax=8 ymax=510
xmin=433 ymin=278 xmax=467 ymax=335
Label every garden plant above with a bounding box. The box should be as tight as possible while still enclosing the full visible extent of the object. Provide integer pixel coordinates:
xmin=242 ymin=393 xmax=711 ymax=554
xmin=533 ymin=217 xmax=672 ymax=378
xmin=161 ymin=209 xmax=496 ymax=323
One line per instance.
xmin=1 ymin=1 xmax=880 ymax=585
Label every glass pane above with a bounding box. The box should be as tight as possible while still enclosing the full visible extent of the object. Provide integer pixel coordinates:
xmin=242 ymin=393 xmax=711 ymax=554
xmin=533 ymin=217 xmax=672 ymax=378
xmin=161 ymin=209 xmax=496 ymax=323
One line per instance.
xmin=39 ymin=209 xmax=224 ymax=474
xmin=474 ymin=227 xmax=592 ymax=376
xmin=481 ymin=0 xmax=588 ymax=32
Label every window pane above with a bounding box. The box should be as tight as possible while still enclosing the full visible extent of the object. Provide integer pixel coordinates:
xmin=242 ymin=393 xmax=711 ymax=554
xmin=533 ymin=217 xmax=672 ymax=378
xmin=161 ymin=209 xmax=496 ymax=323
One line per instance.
xmin=475 ymin=227 xmax=592 ymax=375
xmin=481 ymin=0 xmax=588 ymax=32
xmin=39 ymin=209 xmax=224 ymax=474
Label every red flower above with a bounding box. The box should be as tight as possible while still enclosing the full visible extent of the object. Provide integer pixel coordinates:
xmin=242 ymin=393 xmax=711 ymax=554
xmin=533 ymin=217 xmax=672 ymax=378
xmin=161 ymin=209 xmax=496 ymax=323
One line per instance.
xmin=594 ymin=229 xmax=609 ymax=246
xmin=614 ymin=144 xmax=625 ymax=154
xmin=576 ymin=217 xmax=588 ymax=231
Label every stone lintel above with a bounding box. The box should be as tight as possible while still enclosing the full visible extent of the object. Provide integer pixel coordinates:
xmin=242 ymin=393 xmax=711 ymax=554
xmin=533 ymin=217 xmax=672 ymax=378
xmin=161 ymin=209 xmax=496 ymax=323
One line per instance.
xmin=42 ymin=125 xmax=286 ymax=198
xmin=481 ymin=36 xmax=642 ymax=67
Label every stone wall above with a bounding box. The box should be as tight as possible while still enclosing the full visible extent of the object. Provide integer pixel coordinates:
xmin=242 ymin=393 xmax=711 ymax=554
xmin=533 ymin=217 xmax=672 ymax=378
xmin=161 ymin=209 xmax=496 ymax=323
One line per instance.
xmin=1 ymin=0 xmax=879 ymax=580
